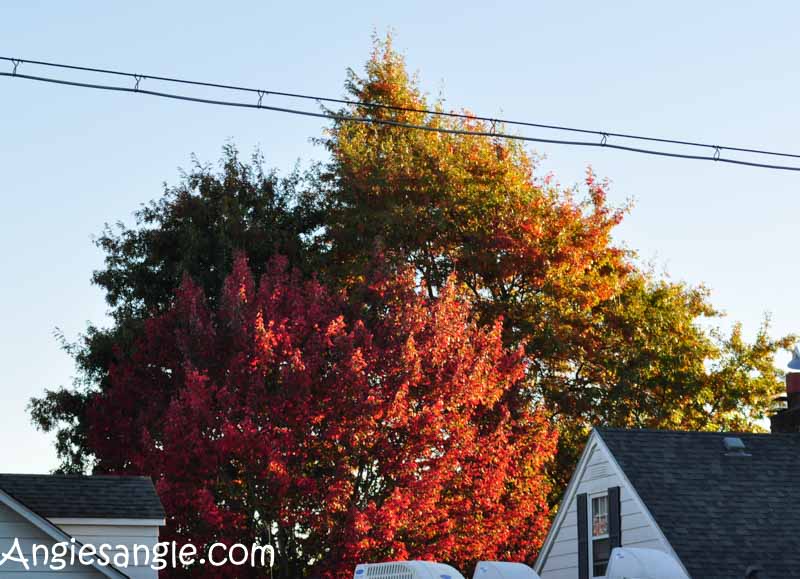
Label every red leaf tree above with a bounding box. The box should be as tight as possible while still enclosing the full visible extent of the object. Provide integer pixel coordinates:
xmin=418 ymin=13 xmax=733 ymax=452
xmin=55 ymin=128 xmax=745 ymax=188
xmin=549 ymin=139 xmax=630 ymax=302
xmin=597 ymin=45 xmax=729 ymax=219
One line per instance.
xmin=87 ymin=255 xmax=556 ymax=578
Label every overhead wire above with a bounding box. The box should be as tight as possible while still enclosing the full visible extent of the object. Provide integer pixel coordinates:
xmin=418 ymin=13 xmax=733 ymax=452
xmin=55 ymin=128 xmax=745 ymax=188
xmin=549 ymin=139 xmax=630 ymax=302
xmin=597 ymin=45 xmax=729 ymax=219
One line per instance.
xmin=2 ymin=55 xmax=799 ymax=171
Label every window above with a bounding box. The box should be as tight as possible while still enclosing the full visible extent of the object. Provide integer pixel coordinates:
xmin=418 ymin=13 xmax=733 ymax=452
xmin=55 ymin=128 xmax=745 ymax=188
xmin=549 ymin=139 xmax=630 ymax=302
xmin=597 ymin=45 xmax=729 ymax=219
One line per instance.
xmin=591 ymin=495 xmax=610 ymax=576
xmin=592 ymin=495 xmax=608 ymax=536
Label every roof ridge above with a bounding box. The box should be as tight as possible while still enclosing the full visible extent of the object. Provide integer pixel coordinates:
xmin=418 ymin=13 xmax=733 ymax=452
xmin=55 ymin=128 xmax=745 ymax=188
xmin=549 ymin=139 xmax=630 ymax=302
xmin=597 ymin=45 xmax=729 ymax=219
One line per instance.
xmin=0 ymin=473 xmax=153 ymax=479
xmin=0 ymin=474 xmax=165 ymax=520
xmin=596 ymin=426 xmax=800 ymax=437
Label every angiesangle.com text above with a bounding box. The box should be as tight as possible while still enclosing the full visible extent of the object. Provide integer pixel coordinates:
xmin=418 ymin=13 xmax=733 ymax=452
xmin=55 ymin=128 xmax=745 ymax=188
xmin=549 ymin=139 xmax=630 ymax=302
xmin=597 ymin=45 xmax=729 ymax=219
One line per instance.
xmin=0 ymin=538 xmax=275 ymax=571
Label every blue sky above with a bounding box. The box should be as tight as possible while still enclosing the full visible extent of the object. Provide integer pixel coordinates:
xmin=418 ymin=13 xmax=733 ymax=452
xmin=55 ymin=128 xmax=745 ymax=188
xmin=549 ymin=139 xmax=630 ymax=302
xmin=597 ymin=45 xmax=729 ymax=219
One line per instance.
xmin=2 ymin=1 xmax=798 ymax=473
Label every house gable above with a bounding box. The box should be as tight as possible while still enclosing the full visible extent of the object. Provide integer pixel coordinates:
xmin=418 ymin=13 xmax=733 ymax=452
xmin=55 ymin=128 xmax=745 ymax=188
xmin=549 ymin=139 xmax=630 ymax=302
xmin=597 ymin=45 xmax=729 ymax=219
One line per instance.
xmin=534 ymin=431 xmax=686 ymax=579
xmin=0 ymin=487 xmax=125 ymax=577
xmin=0 ymin=474 xmax=166 ymax=579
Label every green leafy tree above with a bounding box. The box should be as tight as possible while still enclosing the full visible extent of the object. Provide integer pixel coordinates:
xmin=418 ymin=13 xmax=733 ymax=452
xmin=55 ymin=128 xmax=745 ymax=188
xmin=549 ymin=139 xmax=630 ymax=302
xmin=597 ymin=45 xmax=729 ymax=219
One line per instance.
xmin=548 ymin=274 xmax=793 ymax=485
xmin=31 ymin=145 xmax=322 ymax=472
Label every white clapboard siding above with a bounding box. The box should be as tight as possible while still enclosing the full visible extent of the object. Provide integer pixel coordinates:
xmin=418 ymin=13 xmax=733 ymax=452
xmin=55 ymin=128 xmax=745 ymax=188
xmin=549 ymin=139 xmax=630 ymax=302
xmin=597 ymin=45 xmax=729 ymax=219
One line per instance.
xmin=0 ymin=560 xmax=103 ymax=574
xmin=0 ymin=502 xmax=102 ymax=576
xmin=54 ymin=521 xmax=161 ymax=579
xmin=537 ymin=434 xmax=669 ymax=579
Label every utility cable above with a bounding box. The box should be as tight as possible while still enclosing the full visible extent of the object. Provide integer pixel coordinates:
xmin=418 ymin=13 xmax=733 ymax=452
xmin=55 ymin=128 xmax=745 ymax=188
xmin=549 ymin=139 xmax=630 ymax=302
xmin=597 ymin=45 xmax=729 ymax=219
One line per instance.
xmin=2 ymin=56 xmax=799 ymax=171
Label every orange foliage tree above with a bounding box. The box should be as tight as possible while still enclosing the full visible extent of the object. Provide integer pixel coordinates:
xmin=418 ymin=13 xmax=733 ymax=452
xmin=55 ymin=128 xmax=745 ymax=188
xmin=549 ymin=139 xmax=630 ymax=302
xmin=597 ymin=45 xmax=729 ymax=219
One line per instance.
xmin=317 ymin=37 xmax=793 ymax=485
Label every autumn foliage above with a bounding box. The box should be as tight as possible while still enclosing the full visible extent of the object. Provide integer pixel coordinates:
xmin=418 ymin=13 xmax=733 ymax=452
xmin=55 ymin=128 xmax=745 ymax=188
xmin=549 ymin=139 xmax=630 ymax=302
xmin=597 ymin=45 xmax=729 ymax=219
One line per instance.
xmin=87 ymin=255 xmax=556 ymax=577
xmin=319 ymin=38 xmax=793 ymax=486
xmin=30 ymin=34 xmax=794 ymax=577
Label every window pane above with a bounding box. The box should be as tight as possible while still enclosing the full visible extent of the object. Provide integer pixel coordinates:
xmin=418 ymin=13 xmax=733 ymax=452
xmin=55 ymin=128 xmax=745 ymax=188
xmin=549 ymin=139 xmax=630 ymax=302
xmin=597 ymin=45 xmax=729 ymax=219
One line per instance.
xmin=592 ymin=496 xmax=608 ymax=537
xmin=593 ymin=538 xmax=610 ymax=577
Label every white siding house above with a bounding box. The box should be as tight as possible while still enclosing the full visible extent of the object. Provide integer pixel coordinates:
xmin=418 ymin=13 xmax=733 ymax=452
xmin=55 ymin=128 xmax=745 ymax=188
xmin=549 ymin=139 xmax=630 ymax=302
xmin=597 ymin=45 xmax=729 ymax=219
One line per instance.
xmin=51 ymin=518 xmax=163 ymax=579
xmin=535 ymin=427 xmax=800 ymax=579
xmin=0 ymin=498 xmax=105 ymax=577
xmin=534 ymin=430 xmax=685 ymax=579
xmin=0 ymin=474 xmax=165 ymax=578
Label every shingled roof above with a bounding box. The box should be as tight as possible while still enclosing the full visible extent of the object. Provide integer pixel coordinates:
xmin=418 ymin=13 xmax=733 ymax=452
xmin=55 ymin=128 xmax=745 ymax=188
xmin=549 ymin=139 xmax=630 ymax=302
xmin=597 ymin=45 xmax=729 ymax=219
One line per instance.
xmin=0 ymin=474 xmax=165 ymax=520
xmin=597 ymin=428 xmax=800 ymax=579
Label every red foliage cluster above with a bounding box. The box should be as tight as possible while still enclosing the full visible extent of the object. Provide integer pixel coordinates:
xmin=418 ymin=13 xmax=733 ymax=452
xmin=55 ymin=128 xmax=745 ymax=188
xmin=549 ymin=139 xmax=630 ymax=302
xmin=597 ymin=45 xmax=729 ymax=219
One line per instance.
xmin=87 ymin=255 xmax=557 ymax=577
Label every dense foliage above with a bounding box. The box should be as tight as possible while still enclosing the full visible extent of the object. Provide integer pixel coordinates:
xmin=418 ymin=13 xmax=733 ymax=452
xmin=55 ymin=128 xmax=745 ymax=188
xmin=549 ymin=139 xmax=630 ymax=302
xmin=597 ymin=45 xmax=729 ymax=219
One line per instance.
xmin=88 ymin=255 xmax=556 ymax=577
xmin=31 ymin=149 xmax=322 ymax=472
xmin=30 ymin=34 xmax=794 ymax=575
xmin=317 ymin=38 xmax=793 ymax=485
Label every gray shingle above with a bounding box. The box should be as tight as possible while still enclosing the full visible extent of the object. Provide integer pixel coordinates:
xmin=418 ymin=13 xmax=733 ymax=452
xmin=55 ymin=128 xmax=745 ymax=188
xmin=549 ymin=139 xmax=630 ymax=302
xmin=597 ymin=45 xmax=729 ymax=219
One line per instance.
xmin=0 ymin=474 xmax=165 ymax=520
xmin=598 ymin=428 xmax=800 ymax=579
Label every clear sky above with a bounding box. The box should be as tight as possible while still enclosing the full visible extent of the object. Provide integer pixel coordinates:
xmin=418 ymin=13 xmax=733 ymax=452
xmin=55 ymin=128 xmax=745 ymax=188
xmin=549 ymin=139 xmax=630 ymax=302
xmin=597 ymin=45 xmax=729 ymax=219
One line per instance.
xmin=2 ymin=1 xmax=798 ymax=473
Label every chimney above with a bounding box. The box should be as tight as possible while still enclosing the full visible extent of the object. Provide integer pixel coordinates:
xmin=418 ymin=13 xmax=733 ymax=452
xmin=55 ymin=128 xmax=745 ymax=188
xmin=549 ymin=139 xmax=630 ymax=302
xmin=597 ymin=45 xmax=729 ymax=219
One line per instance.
xmin=770 ymin=346 xmax=800 ymax=433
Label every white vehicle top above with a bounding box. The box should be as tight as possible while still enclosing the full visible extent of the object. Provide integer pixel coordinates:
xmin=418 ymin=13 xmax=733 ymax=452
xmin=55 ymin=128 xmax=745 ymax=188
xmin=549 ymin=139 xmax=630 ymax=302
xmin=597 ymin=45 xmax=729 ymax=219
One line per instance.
xmin=354 ymin=561 xmax=465 ymax=579
xmin=473 ymin=561 xmax=541 ymax=579
xmin=605 ymin=547 xmax=690 ymax=579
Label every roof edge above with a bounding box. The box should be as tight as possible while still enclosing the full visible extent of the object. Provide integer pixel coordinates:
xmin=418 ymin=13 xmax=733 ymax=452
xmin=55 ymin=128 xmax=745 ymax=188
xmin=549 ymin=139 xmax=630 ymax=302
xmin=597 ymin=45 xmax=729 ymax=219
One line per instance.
xmin=534 ymin=429 xmax=602 ymax=573
xmin=50 ymin=517 xmax=166 ymax=526
xmin=595 ymin=426 xmax=800 ymax=438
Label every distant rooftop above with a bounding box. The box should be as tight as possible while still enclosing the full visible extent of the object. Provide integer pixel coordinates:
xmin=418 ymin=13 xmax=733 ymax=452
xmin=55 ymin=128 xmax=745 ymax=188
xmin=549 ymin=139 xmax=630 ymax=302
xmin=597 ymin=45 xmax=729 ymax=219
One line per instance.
xmin=0 ymin=473 xmax=165 ymax=520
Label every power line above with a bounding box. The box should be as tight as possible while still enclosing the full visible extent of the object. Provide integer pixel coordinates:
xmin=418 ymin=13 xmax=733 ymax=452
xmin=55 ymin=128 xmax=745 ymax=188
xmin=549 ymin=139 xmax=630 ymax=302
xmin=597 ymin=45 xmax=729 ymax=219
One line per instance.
xmin=2 ymin=55 xmax=800 ymax=172
xmin=4 ymin=55 xmax=798 ymax=160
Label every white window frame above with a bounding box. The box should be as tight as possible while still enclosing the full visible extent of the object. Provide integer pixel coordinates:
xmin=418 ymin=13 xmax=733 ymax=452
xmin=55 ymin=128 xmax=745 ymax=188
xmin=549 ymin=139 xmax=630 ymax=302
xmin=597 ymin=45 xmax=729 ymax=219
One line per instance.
xmin=589 ymin=491 xmax=610 ymax=578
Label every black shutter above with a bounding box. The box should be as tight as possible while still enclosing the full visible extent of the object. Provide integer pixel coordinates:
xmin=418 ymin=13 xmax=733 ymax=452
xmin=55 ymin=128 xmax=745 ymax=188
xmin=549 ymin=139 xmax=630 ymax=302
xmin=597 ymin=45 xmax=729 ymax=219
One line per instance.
xmin=608 ymin=486 xmax=622 ymax=550
xmin=577 ymin=493 xmax=589 ymax=579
